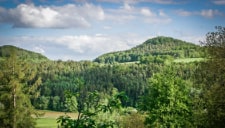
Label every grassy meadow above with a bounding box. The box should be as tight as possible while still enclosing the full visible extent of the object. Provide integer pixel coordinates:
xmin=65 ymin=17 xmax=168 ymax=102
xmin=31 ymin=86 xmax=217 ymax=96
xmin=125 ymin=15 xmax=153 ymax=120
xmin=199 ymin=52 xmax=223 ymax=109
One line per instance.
xmin=36 ymin=110 xmax=77 ymax=128
xmin=36 ymin=118 xmax=57 ymax=128
xmin=174 ymin=58 xmax=204 ymax=63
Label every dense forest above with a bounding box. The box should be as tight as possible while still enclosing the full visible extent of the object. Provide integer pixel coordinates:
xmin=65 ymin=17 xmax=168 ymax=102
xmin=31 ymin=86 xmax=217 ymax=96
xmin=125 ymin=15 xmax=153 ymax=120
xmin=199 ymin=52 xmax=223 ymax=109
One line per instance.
xmin=0 ymin=30 xmax=225 ymax=128
xmin=94 ymin=36 xmax=203 ymax=63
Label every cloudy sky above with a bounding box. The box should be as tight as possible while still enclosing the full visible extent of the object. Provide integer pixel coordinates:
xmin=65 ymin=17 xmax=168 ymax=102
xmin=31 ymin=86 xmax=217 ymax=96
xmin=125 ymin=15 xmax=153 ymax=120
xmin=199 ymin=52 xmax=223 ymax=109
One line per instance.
xmin=0 ymin=0 xmax=225 ymax=60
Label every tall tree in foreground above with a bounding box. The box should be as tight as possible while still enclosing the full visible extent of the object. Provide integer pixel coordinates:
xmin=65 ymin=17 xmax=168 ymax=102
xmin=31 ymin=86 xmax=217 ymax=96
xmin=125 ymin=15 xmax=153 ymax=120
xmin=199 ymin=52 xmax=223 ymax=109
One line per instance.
xmin=139 ymin=66 xmax=193 ymax=127
xmin=0 ymin=50 xmax=41 ymax=128
xmin=195 ymin=26 xmax=225 ymax=127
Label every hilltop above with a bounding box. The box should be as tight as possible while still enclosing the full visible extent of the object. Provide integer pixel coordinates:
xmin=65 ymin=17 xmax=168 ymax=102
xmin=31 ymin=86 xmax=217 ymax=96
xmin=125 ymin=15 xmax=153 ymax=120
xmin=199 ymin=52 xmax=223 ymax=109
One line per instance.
xmin=94 ymin=36 xmax=203 ymax=63
xmin=0 ymin=45 xmax=49 ymax=62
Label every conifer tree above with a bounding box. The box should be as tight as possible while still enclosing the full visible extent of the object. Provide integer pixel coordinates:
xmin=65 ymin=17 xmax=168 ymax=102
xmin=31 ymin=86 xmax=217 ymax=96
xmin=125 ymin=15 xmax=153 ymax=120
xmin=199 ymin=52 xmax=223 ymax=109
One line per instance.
xmin=0 ymin=49 xmax=40 ymax=128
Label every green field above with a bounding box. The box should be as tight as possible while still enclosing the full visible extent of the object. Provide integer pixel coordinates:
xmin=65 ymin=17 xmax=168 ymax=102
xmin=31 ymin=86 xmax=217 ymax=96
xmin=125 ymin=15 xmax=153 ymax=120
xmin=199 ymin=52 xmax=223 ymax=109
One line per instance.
xmin=35 ymin=110 xmax=77 ymax=128
xmin=36 ymin=118 xmax=58 ymax=128
xmin=174 ymin=58 xmax=205 ymax=63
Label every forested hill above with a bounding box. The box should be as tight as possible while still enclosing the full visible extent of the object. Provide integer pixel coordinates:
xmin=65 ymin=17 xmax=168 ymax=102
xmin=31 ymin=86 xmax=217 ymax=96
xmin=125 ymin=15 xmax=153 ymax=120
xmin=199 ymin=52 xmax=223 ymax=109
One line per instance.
xmin=0 ymin=45 xmax=49 ymax=62
xmin=94 ymin=36 xmax=203 ymax=63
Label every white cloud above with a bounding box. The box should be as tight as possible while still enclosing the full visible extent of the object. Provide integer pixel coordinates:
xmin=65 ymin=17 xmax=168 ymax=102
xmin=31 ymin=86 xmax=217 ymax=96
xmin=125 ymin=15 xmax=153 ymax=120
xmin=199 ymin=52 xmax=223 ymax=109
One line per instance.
xmin=105 ymin=3 xmax=136 ymax=22
xmin=212 ymin=0 xmax=225 ymax=5
xmin=0 ymin=34 xmax=145 ymax=60
xmin=0 ymin=2 xmax=172 ymax=28
xmin=175 ymin=9 xmax=223 ymax=18
xmin=97 ymin=0 xmax=178 ymax=4
xmin=141 ymin=8 xmax=155 ymax=17
xmin=159 ymin=10 xmax=167 ymax=17
xmin=144 ymin=0 xmax=177 ymax=4
xmin=105 ymin=3 xmax=171 ymax=24
xmin=0 ymin=7 xmax=7 ymax=22
xmin=96 ymin=0 xmax=138 ymax=4
xmin=142 ymin=9 xmax=172 ymax=24
xmin=144 ymin=17 xmax=172 ymax=24
xmin=173 ymin=29 xmax=205 ymax=44
xmin=180 ymin=36 xmax=205 ymax=45
xmin=123 ymin=3 xmax=133 ymax=11
xmin=53 ymin=35 xmax=132 ymax=54
xmin=103 ymin=26 xmax=112 ymax=29
xmin=33 ymin=46 xmax=45 ymax=54
xmin=0 ymin=3 xmax=104 ymax=28
xmin=175 ymin=9 xmax=192 ymax=16
xmin=200 ymin=9 xmax=222 ymax=18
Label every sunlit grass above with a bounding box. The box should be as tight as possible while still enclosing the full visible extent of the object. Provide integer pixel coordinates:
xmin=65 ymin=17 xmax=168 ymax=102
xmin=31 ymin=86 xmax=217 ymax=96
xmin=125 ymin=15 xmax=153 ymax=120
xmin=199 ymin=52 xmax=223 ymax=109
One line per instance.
xmin=174 ymin=58 xmax=205 ymax=63
xmin=35 ymin=110 xmax=78 ymax=128
xmin=36 ymin=118 xmax=57 ymax=128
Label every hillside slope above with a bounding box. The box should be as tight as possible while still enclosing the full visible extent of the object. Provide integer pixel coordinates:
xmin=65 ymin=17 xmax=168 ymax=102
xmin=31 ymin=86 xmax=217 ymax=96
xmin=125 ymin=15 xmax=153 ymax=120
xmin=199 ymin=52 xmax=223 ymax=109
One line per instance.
xmin=0 ymin=45 xmax=49 ymax=62
xmin=94 ymin=36 xmax=203 ymax=63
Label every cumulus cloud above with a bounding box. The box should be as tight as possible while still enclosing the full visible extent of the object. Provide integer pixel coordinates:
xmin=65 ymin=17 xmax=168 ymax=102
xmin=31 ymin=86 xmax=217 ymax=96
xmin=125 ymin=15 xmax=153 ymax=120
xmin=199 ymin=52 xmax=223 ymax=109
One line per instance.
xmin=105 ymin=3 xmax=136 ymax=22
xmin=33 ymin=46 xmax=45 ymax=54
xmin=0 ymin=3 xmax=104 ymax=28
xmin=52 ymin=34 xmax=136 ymax=54
xmin=144 ymin=0 xmax=178 ymax=4
xmin=97 ymin=0 xmax=179 ymax=4
xmin=200 ymin=9 xmax=222 ymax=18
xmin=212 ymin=0 xmax=225 ymax=5
xmin=140 ymin=8 xmax=171 ymax=24
xmin=105 ymin=3 xmax=171 ymax=24
xmin=175 ymin=9 xmax=192 ymax=16
xmin=175 ymin=9 xmax=223 ymax=18
xmin=141 ymin=8 xmax=155 ymax=17
xmin=0 ymin=2 xmax=172 ymax=28
xmin=0 ymin=34 xmax=145 ymax=60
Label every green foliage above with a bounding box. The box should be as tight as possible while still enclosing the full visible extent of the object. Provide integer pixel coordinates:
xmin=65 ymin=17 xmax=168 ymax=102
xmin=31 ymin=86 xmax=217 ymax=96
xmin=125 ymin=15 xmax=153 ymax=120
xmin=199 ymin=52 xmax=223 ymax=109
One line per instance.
xmin=33 ymin=96 xmax=50 ymax=110
xmin=0 ymin=45 xmax=49 ymax=62
xmin=64 ymin=91 xmax=78 ymax=112
xmin=119 ymin=112 xmax=145 ymax=128
xmin=139 ymin=66 xmax=193 ymax=127
xmin=193 ymin=26 xmax=225 ymax=127
xmin=0 ymin=37 xmax=203 ymax=113
xmin=0 ymin=36 xmax=210 ymax=128
xmin=0 ymin=50 xmax=41 ymax=128
xmin=57 ymin=90 xmax=127 ymax=128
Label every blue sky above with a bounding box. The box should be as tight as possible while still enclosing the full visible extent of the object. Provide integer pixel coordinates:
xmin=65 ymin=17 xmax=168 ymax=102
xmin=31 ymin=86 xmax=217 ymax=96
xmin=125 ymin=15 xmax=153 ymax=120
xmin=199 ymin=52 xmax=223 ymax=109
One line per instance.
xmin=0 ymin=0 xmax=225 ymax=60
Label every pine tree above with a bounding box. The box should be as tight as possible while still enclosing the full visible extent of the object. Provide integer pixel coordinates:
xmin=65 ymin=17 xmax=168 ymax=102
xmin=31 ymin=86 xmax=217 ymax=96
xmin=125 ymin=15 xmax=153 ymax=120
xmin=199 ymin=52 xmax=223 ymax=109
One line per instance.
xmin=0 ymin=49 xmax=40 ymax=128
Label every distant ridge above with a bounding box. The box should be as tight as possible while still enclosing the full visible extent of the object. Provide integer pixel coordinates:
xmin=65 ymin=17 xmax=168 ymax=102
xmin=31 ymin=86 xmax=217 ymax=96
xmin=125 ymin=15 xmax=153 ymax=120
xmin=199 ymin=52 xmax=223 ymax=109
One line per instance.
xmin=0 ymin=45 xmax=49 ymax=62
xmin=94 ymin=36 xmax=203 ymax=63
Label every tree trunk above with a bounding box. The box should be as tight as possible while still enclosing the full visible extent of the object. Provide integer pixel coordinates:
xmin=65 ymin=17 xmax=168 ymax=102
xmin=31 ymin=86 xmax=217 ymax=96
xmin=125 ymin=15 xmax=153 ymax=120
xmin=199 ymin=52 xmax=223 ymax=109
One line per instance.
xmin=13 ymin=61 xmax=16 ymax=128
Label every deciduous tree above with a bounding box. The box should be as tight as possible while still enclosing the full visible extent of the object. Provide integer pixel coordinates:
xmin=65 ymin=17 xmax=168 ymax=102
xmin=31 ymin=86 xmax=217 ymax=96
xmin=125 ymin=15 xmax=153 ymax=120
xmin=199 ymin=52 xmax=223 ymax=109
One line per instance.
xmin=139 ymin=67 xmax=193 ymax=127
xmin=195 ymin=26 xmax=225 ymax=127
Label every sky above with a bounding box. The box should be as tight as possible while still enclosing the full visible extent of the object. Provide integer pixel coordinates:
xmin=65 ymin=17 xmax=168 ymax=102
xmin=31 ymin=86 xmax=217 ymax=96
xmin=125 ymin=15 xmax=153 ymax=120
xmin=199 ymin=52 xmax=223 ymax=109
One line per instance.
xmin=0 ymin=0 xmax=225 ymax=61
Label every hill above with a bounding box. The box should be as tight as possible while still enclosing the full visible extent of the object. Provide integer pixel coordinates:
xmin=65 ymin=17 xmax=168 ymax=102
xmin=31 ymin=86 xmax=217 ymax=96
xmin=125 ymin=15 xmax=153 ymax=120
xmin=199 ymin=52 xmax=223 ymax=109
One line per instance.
xmin=0 ymin=37 xmax=205 ymax=112
xmin=94 ymin=36 xmax=203 ymax=63
xmin=0 ymin=45 xmax=49 ymax=62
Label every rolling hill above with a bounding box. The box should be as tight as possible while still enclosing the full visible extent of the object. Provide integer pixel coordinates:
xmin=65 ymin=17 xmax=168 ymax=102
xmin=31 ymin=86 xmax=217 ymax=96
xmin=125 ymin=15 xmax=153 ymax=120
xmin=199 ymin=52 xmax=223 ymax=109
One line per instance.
xmin=0 ymin=45 xmax=49 ymax=62
xmin=94 ymin=36 xmax=204 ymax=63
